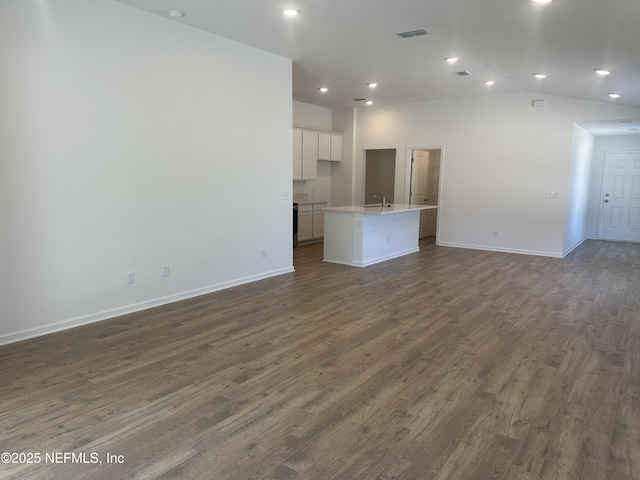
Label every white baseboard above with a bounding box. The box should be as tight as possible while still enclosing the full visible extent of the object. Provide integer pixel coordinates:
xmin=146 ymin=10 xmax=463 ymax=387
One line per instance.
xmin=562 ymin=237 xmax=587 ymax=257
xmin=437 ymin=242 xmax=564 ymax=258
xmin=0 ymin=266 xmax=295 ymax=346
xmin=324 ymin=247 xmax=420 ymax=268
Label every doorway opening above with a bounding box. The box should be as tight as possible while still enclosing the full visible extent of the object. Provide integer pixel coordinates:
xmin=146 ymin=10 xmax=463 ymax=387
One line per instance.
xmin=364 ymin=149 xmax=396 ymax=204
xmin=407 ymin=147 xmax=443 ymax=239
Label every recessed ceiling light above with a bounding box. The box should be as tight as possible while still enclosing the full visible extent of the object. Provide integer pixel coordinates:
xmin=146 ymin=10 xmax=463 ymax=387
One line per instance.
xmin=283 ymin=9 xmax=299 ymax=16
xmin=484 ymin=80 xmax=495 ymax=86
xmin=533 ymin=73 xmax=547 ymax=79
xmin=367 ymin=83 xmax=378 ymax=88
xmin=532 ymin=0 xmax=552 ymax=3
xmin=318 ymin=87 xmax=328 ymax=93
xmin=366 ymin=100 xmax=374 ymax=105
xmin=168 ymin=9 xmax=185 ymax=17
xmin=445 ymin=57 xmax=458 ymax=63
xmin=595 ymin=69 xmax=611 ymax=76
xmin=608 ymin=93 xmax=621 ymax=99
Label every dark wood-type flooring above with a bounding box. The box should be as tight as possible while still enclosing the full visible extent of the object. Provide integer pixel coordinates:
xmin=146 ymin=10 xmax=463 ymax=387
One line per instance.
xmin=1 ymin=239 xmax=639 ymax=479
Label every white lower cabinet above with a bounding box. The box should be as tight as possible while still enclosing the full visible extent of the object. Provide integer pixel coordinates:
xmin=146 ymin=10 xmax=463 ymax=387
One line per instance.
xmin=298 ymin=206 xmax=313 ymax=241
xmin=298 ymin=203 xmax=327 ymax=242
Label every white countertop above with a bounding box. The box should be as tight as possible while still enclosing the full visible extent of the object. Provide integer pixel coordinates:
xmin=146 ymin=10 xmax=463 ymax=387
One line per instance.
xmin=296 ymin=200 xmax=329 ymax=205
xmin=323 ymin=203 xmax=437 ymax=215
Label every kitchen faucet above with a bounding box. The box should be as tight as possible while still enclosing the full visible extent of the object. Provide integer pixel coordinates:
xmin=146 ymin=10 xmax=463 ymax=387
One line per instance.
xmin=373 ymin=194 xmax=386 ymax=206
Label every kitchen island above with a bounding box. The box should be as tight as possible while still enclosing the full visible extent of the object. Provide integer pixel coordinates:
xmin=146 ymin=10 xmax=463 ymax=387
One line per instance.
xmin=323 ymin=204 xmax=437 ymax=267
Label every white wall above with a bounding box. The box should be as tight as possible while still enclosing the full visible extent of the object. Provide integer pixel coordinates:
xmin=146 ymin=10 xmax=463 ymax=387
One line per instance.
xmin=0 ymin=0 xmax=293 ymax=344
xmin=586 ymin=135 xmax=640 ymax=238
xmin=563 ymin=125 xmax=594 ymax=254
xmin=331 ymin=108 xmax=356 ymax=207
xmin=354 ymin=92 xmax=640 ymax=257
xmin=293 ymin=101 xmax=332 ymax=131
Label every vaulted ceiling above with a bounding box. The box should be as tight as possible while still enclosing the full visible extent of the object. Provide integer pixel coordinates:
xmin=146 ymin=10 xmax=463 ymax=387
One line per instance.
xmin=116 ymin=0 xmax=640 ymax=134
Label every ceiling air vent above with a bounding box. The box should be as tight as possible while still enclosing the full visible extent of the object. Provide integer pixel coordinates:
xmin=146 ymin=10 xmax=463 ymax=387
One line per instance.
xmin=396 ymin=29 xmax=429 ymax=39
xmin=353 ymin=98 xmax=367 ymax=102
xmin=455 ymin=70 xmax=472 ymax=76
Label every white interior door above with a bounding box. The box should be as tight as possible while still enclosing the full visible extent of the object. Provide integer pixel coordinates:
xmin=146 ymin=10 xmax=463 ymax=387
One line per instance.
xmin=410 ymin=150 xmax=429 ymax=237
xmin=599 ymin=151 xmax=640 ymax=242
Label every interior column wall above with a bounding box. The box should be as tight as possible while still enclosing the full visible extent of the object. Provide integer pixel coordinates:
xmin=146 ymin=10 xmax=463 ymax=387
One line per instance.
xmin=0 ymin=0 xmax=293 ymax=344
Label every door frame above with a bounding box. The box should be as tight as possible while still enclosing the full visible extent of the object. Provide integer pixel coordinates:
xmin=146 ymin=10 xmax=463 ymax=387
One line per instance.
xmin=405 ymin=145 xmax=445 ymax=244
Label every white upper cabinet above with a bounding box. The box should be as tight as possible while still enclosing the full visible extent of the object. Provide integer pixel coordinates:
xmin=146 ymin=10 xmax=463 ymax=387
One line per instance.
xmin=317 ymin=132 xmax=342 ymax=162
xmin=294 ymin=128 xmax=342 ymax=180
xmin=293 ymin=128 xmax=318 ymax=180
xmin=301 ymin=130 xmax=318 ymax=179
xmin=329 ymin=134 xmax=342 ymax=162
xmin=293 ymin=128 xmax=302 ymax=180
xmin=317 ymin=132 xmax=331 ymax=160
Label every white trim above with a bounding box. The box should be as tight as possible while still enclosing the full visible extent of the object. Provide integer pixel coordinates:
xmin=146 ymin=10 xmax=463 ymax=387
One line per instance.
xmin=0 ymin=267 xmax=294 ymax=346
xmin=437 ymin=242 xmax=563 ymax=258
xmin=324 ymin=247 xmax=420 ymax=267
xmin=562 ymin=237 xmax=587 ymax=257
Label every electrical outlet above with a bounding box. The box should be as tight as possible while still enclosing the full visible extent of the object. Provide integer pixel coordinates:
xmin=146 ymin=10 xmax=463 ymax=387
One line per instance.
xmin=127 ymin=271 xmax=135 ymax=284
xmin=261 ymin=248 xmax=267 ymax=258
xmin=162 ymin=265 xmax=170 ymax=277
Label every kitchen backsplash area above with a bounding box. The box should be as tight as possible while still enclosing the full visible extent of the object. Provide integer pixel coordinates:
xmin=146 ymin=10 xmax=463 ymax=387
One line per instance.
xmin=293 ymin=160 xmax=332 ymax=204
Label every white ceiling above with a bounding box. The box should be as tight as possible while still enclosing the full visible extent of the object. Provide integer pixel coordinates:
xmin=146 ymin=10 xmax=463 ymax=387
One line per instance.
xmin=115 ymin=0 xmax=640 ymax=135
